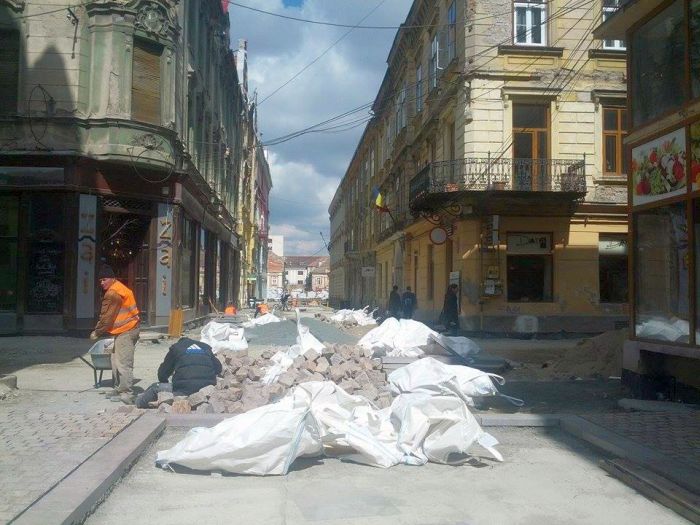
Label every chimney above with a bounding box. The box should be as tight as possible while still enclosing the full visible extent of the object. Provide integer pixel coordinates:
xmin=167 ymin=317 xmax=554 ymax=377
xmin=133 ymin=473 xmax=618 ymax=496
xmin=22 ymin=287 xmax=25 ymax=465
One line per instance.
xmin=237 ymin=39 xmax=248 ymax=94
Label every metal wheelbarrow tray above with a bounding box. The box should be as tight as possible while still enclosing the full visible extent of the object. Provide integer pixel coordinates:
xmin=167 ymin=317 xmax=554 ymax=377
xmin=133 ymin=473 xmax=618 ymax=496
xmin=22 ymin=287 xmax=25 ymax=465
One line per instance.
xmin=79 ymin=338 xmax=115 ymax=388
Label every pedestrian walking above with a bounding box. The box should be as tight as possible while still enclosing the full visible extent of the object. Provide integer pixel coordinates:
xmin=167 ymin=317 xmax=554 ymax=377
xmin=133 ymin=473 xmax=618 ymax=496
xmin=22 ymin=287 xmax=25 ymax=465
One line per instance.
xmin=90 ymin=265 xmax=140 ymax=404
xmin=401 ymin=286 xmax=417 ymax=319
xmin=388 ymin=285 xmax=402 ymax=319
xmin=439 ymin=283 xmax=459 ymax=332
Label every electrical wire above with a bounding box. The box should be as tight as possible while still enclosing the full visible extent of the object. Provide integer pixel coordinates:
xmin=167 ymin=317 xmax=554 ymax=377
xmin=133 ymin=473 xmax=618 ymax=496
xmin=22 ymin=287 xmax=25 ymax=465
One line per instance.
xmin=258 ymin=0 xmax=389 ymax=106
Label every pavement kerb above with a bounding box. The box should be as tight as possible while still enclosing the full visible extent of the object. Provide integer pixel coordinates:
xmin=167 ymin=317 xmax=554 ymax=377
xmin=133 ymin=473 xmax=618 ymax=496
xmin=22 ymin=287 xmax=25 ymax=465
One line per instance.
xmin=560 ymin=415 xmax=700 ymax=496
xmin=12 ymin=414 xmax=165 ymax=525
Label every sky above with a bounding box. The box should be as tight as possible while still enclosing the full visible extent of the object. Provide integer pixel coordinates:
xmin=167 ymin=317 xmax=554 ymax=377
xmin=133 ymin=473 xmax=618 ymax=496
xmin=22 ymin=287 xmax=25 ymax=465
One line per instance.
xmin=227 ymin=0 xmax=413 ymax=256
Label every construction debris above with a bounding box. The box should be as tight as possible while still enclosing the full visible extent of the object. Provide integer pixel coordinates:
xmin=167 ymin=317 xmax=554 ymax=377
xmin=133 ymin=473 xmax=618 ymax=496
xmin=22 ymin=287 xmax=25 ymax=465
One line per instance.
xmin=320 ymin=307 xmax=378 ymax=326
xmin=358 ymin=317 xmax=441 ymax=358
xmin=200 ymin=321 xmax=248 ymax=354
xmin=156 ymin=380 xmax=503 ymax=476
xmin=167 ymin=343 xmax=390 ymax=415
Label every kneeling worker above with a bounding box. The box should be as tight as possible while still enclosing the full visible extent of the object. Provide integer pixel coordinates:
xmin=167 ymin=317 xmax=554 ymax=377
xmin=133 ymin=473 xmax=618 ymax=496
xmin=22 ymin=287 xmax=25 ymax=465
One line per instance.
xmin=136 ymin=337 xmax=222 ymax=409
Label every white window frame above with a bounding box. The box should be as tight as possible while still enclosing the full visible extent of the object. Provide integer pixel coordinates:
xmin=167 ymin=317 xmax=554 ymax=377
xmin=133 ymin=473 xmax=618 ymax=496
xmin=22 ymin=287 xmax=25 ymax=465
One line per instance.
xmin=513 ymin=2 xmax=547 ymax=46
xmin=602 ymin=1 xmax=626 ymax=50
xmin=430 ymin=34 xmax=439 ymax=88
xmin=447 ymin=0 xmax=457 ymax=62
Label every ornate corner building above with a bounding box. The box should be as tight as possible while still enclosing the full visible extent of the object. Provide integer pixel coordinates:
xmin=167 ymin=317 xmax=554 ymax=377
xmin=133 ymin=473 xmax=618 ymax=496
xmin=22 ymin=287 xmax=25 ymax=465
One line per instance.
xmin=331 ymin=0 xmax=629 ymax=333
xmin=0 ymin=0 xmax=270 ymax=333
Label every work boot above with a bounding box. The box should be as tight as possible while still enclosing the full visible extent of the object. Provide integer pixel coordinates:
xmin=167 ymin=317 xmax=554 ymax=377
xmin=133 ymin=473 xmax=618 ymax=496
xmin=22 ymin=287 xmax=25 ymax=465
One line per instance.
xmin=119 ymin=393 xmax=135 ymax=405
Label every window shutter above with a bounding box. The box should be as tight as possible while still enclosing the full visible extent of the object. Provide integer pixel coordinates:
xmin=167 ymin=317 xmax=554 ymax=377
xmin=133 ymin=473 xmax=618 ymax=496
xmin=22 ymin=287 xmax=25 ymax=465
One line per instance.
xmin=131 ymin=40 xmax=162 ymax=125
xmin=0 ymin=30 xmax=19 ymax=114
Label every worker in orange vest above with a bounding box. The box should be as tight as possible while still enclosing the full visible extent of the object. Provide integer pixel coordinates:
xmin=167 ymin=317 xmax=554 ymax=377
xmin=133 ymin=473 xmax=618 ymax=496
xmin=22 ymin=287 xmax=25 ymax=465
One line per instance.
xmin=224 ymin=302 xmax=237 ymax=315
xmin=254 ymin=302 xmax=269 ymax=318
xmin=90 ymin=265 xmax=140 ymax=403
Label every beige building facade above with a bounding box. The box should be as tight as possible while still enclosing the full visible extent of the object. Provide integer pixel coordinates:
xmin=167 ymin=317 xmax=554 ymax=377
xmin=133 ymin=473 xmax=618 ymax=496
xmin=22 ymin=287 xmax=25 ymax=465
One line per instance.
xmin=334 ymin=0 xmax=629 ymax=333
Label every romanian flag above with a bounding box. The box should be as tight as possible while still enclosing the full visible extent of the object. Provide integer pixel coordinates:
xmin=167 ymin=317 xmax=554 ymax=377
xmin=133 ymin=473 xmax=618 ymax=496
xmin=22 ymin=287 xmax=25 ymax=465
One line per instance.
xmin=371 ymin=186 xmax=389 ymax=213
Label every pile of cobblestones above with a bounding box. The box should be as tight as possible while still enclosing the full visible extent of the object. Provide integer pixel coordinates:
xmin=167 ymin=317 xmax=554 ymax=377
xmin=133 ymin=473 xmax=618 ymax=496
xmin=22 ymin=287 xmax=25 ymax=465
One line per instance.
xmin=155 ymin=343 xmax=391 ymax=415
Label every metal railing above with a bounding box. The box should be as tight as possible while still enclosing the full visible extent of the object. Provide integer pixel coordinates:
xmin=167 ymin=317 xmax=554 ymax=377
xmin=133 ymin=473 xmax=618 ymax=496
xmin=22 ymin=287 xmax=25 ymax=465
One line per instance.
xmin=409 ymin=156 xmax=586 ymax=203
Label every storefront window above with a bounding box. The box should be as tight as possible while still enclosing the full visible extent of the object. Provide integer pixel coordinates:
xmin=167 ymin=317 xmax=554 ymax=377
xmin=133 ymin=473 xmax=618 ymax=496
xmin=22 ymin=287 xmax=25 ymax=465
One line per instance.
xmin=0 ymin=196 xmax=19 ymax=311
xmin=631 ymin=0 xmax=686 ymax=126
xmin=26 ymin=194 xmax=65 ymax=313
xmin=691 ymin=0 xmax=700 ymax=99
xmin=635 ymin=202 xmax=689 ymax=342
xmin=507 ymin=233 xmax=553 ymax=302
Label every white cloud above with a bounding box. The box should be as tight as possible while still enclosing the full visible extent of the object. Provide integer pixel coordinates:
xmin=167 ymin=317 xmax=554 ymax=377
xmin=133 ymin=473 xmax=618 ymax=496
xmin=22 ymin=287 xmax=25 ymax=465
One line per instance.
xmin=229 ymin=0 xmax=412 ymax=254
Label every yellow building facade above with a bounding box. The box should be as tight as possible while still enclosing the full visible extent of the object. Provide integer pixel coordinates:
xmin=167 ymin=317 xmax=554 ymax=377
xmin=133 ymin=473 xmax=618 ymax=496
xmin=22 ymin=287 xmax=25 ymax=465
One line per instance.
xmin=335 ymin=0 xmax=629 ymax=333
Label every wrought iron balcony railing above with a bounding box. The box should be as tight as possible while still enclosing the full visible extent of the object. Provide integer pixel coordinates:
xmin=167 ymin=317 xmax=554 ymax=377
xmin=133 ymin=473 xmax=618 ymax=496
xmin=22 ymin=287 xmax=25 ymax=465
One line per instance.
xmin=409 ymin=157 xmax=586 ymax=204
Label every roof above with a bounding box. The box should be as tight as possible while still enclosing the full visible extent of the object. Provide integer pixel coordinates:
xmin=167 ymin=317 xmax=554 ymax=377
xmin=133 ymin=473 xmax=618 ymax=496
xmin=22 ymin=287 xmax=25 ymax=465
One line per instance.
xmin=267 ymin=251 xmax=284 ymax=273
xmin=284 ymin=255 xmax=329 ymax=270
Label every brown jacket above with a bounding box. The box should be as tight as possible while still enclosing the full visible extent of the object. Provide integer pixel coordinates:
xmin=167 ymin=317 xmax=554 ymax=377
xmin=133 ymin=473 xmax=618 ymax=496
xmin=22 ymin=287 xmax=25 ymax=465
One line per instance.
xmin=94 ymin=289 xmax=122 ymax=336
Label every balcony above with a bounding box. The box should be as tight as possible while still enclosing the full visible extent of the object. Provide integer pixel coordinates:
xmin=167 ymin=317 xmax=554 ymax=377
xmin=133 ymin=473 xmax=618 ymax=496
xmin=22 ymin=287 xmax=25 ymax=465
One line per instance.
xmin=409 ymin=157 xmax=587 ymax=216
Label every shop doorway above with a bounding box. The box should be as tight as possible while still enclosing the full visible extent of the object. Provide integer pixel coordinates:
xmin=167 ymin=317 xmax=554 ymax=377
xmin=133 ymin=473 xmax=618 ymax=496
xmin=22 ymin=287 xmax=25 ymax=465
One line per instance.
xmin=100 ymin=199 xmax=152 ymax=324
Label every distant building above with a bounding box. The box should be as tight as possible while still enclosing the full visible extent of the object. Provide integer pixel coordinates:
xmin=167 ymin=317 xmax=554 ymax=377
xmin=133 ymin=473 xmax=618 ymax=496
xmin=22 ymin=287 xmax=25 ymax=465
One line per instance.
xmin=267 ymin=235 xmax=284 ymax=257
xmin=266 ymin=251 xmax=284 ymax=299
xmin=284 ymin=256 xmax=330 ymax=295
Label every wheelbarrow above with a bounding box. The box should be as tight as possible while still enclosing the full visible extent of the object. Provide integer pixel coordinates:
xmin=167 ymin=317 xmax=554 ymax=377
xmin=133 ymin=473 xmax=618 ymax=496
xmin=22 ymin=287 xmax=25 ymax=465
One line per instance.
xmin=79 ymin=338 xmax=117 ymax=388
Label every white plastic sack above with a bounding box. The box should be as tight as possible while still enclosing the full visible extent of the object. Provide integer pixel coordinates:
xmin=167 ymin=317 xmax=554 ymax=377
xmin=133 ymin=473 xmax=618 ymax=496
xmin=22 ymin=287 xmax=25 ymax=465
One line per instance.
xmin=358 ymin=318 xmax=439 ymax=357
xmin=636 ymin=317 xmax=689 ymax=342
xmin=330 ymin=306 xmax=377 ymax=326
xmin=388 ymin=357 xmax=523 ymax=407
xmin=241 ymin=313 xmax=282 ymax=328
xmin=200 ymin=321 xmax=248 ymax=354
xmin=429 ymin=333 xmax=481 ymax=360
xmin=296 ymin=309 xmax=325 ymax=353
xmin=156 ymin=380 xmax=503 ymax=476
xmin=260 ymin=345 xmax=304 ymax=384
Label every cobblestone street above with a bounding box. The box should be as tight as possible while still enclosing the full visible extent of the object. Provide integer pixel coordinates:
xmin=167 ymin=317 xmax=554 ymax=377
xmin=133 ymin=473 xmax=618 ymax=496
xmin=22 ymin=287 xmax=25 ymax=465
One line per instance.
xmin=0 ymin=406 xmax=140 ymax=523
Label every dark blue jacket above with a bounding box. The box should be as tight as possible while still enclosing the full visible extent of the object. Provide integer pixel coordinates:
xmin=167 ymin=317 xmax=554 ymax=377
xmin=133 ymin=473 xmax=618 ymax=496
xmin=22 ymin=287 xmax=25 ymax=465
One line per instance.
xmin=157 ymin=337 xmax=222 ymax=394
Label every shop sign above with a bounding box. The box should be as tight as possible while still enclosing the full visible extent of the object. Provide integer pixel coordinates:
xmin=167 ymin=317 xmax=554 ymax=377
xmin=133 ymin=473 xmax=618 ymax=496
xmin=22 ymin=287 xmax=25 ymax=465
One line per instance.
xmin=76 ymin=195 xmax=96 ymax=318
xmin=156 ymin=203 xmax=172 ymax=317
xmin=429 ymin=227 xmax=448 ymax=245
xmin=361 ymin=266 xmax=375 ymax=277
xmin=507 ymin=233 xmax=551 ymax=254
xmin=632 ymin=127 xmax=686 ymax=206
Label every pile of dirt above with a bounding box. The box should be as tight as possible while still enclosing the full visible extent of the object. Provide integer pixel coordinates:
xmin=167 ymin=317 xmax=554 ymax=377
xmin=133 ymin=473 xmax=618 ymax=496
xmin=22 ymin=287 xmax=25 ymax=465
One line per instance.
xmin=155 ymin=343 xmax=391 ymax=415
xmin=506 ymin=329 xmax=626 ymax=380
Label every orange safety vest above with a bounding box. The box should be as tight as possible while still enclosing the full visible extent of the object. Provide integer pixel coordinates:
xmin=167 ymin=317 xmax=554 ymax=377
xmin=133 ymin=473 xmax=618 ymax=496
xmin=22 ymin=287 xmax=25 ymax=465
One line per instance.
xmin=224 ymin=306 xmax=237 ymax=315
xmin=258 ymin=303 xmax=269 ymax=314
xmin=108 ymin=280 xmax=140 ymax=335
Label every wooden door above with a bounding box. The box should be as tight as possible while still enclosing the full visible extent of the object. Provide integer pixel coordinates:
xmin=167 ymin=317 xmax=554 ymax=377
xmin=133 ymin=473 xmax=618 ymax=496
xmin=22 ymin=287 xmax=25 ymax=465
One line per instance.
xmin=513 ymin=104 xmax=550 ymax=190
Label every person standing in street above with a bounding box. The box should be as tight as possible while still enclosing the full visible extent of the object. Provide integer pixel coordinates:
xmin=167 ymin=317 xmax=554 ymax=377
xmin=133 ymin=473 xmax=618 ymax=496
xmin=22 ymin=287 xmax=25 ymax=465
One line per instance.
xmin=388 ymin=284 xmax=402 ymax=319
xmin=90 ymin=265 xmax=140 ymax=403
xmin=401 ymin=286 xmax=417 ymax=319
xmin=440 ymin=283 xmax=460 ymax=332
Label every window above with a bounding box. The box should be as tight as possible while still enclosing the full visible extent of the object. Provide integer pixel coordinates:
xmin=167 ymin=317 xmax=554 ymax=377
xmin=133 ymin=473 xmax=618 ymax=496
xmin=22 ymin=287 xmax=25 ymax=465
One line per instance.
xmin=297 ymin=280 xmax=304 ymax=285
xmin=27 ymin=194 xmax=65 ymax=313
xmin=512 ymin=104 xmax=550 ymax=190
xmin=599 ymin=235 xmax=628 ymax=303
xmin=602 ymin=106 xmax=628 ymax=175
xmin=506 ymin=233 xmax=553 ymax=302
xmin=514 ymin=2 xmax=546 ymax=46
xmin=132 ymin=39 xmax=162 ymax=125
xmin=602 ymin=0 xmax=625 ymax=49
xmin=631 ymin=0 xmax=685 ymax=126
xmin=430 ymin=34 xmax=439 ymax=89
xmin=447 ymin=1 xmax=457 ymax=62
xmin=634 ymin=202 xmax=689 ymax=342
xmin=298 ymin=270 xmax=303 ymax=275
xmin=180 ymin=217 xmax=196 ymax=308
xmin=415 ymin=64 xmax=423 ymax=113
xmin=0 ymin=196 xmax=19 ymax=311
xmin=0 ymin=30 xmax=19 ymax=114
